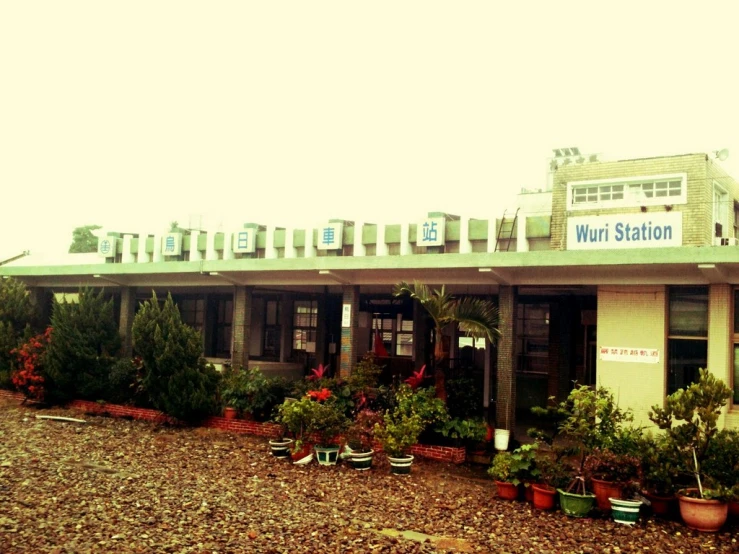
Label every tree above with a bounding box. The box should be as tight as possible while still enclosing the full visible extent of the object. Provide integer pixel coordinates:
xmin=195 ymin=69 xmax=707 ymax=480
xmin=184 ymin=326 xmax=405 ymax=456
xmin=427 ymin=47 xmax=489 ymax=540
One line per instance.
xmin=392 ymin=281 xmax=500 ymax=400
xmin=44 ymin=288 xmax=121 ymax=402
xmin=0 ymin=277 xmax=37 ymax=383
xmin=132 ymin=292 xmax=219 ymax=422
xmin=68 ymin=225 xmax=101 ymax=253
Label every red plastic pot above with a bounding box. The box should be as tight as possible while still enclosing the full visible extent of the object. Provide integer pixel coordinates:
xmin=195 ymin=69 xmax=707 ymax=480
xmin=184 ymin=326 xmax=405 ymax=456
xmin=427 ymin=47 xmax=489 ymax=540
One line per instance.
xmin=532 ymin=484 xmax=557 ymax=511
xmin=495 ymin=481 xmax=519 ymax=500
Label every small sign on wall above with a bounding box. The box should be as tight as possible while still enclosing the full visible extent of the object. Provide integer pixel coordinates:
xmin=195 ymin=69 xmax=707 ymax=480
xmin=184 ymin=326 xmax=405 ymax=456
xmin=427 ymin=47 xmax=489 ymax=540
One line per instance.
xmin=341 ymin=303 xmax=352 ymax=328
xmin=317 ymin=222 xmax=343 ymax=250
xmin=98 ymin=236 xmax=117 ymax=258
xmin=599 ymin=346 xmax=660 ymax=364
xmin=162 ymin=233 xmax=182 ymax=256
xmin=417 ymin=217 xmax=446 ymax=247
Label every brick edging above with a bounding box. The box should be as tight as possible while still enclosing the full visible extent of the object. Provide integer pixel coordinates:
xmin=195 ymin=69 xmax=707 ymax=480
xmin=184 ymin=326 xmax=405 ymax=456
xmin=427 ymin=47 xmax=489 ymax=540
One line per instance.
xmin=1 ymin=392 xmax=466 ymax=465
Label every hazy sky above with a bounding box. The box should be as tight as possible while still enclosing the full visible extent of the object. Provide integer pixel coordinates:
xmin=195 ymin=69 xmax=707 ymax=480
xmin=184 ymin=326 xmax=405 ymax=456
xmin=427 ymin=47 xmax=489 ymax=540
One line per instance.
xmin=2 ymin=1 xmax=739 ymax=260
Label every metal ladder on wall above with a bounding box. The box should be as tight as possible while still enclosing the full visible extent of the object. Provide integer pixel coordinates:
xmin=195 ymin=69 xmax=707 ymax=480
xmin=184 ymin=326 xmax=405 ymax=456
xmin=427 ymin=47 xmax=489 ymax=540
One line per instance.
xmin=494 ymin=208 xmax=519 ymax=252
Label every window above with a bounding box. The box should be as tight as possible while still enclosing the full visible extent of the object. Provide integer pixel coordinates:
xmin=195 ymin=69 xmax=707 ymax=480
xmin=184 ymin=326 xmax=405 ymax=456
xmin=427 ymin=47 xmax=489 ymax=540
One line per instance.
xmin=214 ymin=298 xmax=232 ymax=358
xmin=568 ymin=174 xmax=687 ymax=210
xmin=180 ymin=298 xmax=205 ymax=333
xmin=713 ymin=181 xmax=729 ymax=239
xmin=516 ymin=303 xmax=549 ymax=374
xmin=371 ymin=314 xmax=413 ymax=357
xmin=292 ymin=300 xmax=317 ymax=351
xmin=667 ymin=286 xmax=708 ymax=395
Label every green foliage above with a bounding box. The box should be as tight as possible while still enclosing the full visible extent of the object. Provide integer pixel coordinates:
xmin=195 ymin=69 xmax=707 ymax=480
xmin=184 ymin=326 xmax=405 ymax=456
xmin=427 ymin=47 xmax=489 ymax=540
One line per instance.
xmin=346 ymin=352 xmax=383 ymax=392
xmin=68 ymin=224 xmax=101 ymax=253
xmin=132 ymin=292 xmax=220 ymax=423
xmin=274 ymin=394 xmax=349 ymax=446
xmin=0 ymin=277 xmax=37 ymax=375
xmin=107 ymin=357 xmax=147 ymax=406
xmin=446 ymin=377 xmax=483 ymax=419
xmin=434 ymin=417 xmax=488 ymax=447
xmin=44 ymin=288 xmax=121 ymax=403
xmin=374 ymin=384 xmax=449 ymax=457
xmin=220 ymin=366 xmax=287 ymax=421
xmin=536 ymin=452 xmax=572 ymax=490
xmin=488 ymin=451 xmax=514 ymax=481
xmin=649 ymin=368 xmax=732 ymax=499
xmin=346 ymin=408 xmax=383 ymax=451
xmin=702 ymin=429 xmax=739 ymax=501
xmin=637 ymin=432 xmax=686 ymax=496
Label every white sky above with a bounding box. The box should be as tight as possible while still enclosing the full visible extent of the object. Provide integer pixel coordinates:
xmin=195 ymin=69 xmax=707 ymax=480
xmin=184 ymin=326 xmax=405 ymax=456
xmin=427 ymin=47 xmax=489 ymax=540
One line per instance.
xmin=2 ymin=1 xmax=739 ymax=260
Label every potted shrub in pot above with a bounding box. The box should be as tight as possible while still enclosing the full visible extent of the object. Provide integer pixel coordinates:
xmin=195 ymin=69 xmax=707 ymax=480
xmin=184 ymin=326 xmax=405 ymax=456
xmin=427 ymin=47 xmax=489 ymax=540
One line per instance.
xmin=649 ymin=368 xmax=733 ymax=532
xmin=275 ymin=396 xmax=317 ymax=464
xmin=345 ymin=408 xmax=383 ymax=470
xmin=637 ymin=433 xmax=684 ymax=517
xmin=306 ymin=388 xmax=350 ymax=465
xmin=532 ymin=452 xmax=571 ymax=511
xmin=220 ymin=366 xmax=286 ymax=421
xmin=584 ymin=444 xmax=642 ymax=512
xmin=487 ymin=451 xmax=519 ymax=500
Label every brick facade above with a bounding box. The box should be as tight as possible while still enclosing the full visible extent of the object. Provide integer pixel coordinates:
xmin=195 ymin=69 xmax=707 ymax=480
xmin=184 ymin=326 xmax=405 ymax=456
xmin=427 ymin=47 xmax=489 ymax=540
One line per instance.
xmin=495 ymin=285 xmax=516 ymax=432
xmin=232 ymin=286 xmax=253 ymax=369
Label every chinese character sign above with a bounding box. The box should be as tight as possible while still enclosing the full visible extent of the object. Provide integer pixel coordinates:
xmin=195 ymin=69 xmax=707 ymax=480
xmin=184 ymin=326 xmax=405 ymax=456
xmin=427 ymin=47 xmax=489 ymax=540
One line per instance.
xmin=416 ymin=217 xmax=445 ymax=247
xmin=317 ymin=222 xmax=343 ymax=250
xmin=97 ymin=237 xmax=117 ymax=258
xmin=599 ymin=346 xmax=660 ymax=364
xmin=232 ymin=230 xmax=256 ymax=253
xmin=162 ymin=233 xmax=182 ymax=256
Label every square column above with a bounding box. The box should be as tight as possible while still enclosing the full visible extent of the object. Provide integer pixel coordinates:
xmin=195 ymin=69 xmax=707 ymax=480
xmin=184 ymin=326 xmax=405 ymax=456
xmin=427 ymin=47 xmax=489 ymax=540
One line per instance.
xmin=119 ymin=286 xmax=137 ymax=357
xmin=232 ymin=286 xmax=254 ymax=369
xmin=496 ymin=286 xmax=517 ymax=436
xmin=339 ymin=285 xmax=360 ymax=379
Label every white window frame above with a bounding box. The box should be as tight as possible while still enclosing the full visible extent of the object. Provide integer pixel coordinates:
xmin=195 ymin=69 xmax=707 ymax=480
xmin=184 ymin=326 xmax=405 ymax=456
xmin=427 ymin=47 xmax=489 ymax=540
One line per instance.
xmin=712 ymin=180 xmax=729 ymax=238
xmin=567 ymin=173 xmax=688 ymax=211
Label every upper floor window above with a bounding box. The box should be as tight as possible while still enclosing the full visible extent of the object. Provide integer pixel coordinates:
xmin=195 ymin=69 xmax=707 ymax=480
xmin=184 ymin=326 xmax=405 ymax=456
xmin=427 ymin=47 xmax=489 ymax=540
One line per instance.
xmin=292 ymin=299 xmax=317 ymax=351
xmin=568 ymin=173 xmax=687 ymax=211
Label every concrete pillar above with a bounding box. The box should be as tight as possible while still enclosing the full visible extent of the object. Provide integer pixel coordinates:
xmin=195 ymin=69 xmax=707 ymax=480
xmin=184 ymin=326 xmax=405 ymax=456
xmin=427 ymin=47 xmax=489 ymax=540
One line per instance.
xmin=376 ymin=224 xmax=388 ymax=256
xmin=152 ymin=234 xmax=163 ymax=263
xmin=459 ymin=217 xmax=472 ymax=254
xmin=119 ymin=286 xmax=137 ymax=357
xmin=265 ymin=226 xmax=278 ymax=259
xmin=206 ymin=230 xmax=218 ymax=261
xmin=222 ymin=232 xmax=234 ymax=260
xmin=354 ymin=222 xmax=366 ymax=257
xmin=496 ymin=285 xmax=517 ymax=436
xmin=304 ymin=228 xmax=315 ymax=258
xmin=339 ymin=285 xmax=360 ymax=379
xmin=400 ymin=222 xmax=412 ymax=255
xmin=137 ymin=233 xmax=150 ymax=263
xmin=516 ymin=215 xmax=528 ymax=252
xmin=189 ymin=231 xmax=203 ymax=262
xmin=121 ymin=235 xmax=135 ymax=263
xmin=231 ymin=286 xmax=254 ymax=369
xmin=284 ymin=228 xmax=297 ymax=258
xmin=487 ymin=217 xmax=498 ymax=253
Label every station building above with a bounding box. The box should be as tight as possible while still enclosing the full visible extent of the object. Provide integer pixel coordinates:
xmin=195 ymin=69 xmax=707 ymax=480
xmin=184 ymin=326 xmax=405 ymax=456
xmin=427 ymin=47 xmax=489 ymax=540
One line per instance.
xmin=3 ymin=151 xmax=739 ymax=436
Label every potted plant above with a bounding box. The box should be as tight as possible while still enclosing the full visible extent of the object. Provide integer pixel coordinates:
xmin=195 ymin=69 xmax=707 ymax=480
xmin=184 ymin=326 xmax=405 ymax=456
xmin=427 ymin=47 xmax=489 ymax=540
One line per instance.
xmin=583 ymin=445 xmax=642 ymax=512
xmin=219 ymin=366 xmax=286 ymax=421
xmin=306 ymin=388 xmax=350 ymax=465
xmin=702 ymin=429 xmax=739 ymax=520
xmin=508 ymin=442 xmax=541 ymax=502
xmin=637 ymin=433 xmax=684 ymax=517
xmin=374 ymin=384 xmax=448 ymax=474
xmin=275 ymin=396 xmax=317 ymax=464
xmin=345 ymin=408 xmax=383 ymax=470
xmin=532 ymin=452 xmax=571 ymax=511
xmin=487 ymin=451 xmax=519 ymax=500
xmin=649 ymin=368 xmax=733 ymax=532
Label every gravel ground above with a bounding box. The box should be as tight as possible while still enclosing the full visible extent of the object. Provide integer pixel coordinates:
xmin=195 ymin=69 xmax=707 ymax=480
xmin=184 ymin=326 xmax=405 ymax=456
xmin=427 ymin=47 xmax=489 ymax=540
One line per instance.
xmin=0 ymin=399 xmax=737 ymax=553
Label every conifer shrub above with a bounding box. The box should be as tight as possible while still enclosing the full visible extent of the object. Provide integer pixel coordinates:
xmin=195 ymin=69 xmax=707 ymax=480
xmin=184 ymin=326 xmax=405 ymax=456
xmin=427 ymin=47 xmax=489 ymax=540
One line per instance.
xmin=44 ymin=288 xmax=121 ymax=403
xmin=0 ymin=277 xmax=38 ymax=385
xmin=132 ymin=292 xmax=220 ymax=423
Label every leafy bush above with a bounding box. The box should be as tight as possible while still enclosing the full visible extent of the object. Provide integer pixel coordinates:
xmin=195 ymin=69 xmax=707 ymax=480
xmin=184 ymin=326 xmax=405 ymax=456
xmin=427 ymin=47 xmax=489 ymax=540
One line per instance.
xmin=446 ymin=377 xmax=482 ymax=419
xmin=220 ymin=366 xmax=287 ymax=421
xmin=488 ymin=451 xmax=514 ymax=481
xmin=106 ymin=357 xmax=147 ymax=406
xmin=44 ymin=288 xmax=121 ymax=403
xmin=132 ymin=292 xmax=220 ymax=423
xmin=434 ymin=417 xmax=488 ymax=447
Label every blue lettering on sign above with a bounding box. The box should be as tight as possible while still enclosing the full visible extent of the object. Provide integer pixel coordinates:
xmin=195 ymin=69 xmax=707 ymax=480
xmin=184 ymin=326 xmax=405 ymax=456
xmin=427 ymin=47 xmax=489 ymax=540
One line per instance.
xmin=322 ymin=227 xmax=335 ymax=245
xmin=421 ymin=221 xmax=438 ymax=242
xmin=164 ymin=236 xmax=175 ymax=252
xmin=575 ymin=221 xmax=673 ymax=244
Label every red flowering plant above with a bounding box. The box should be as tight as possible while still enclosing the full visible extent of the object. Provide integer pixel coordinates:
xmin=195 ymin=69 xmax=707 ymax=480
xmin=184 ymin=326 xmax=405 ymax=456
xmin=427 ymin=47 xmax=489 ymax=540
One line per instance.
xmin=11 ymin=327 xmax=52 ymax=402
xmin=307 ymin=388 xmax=332 ymax=402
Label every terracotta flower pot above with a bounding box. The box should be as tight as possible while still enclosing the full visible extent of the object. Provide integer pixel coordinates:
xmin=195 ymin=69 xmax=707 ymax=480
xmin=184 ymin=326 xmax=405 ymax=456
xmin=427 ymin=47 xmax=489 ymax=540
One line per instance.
xmin=532 ymin=483 xmax=557 ymax=511
xmin=495 ymin=481 xmax=519 ymax=501
xmin=678 ymin=490 xmax=728 ymax=532
xmin=223 ymin=406 xmax=238 ymax=420
xmin=591 ymin=478 xmax=624 ymax=512
xmin=643 ymin=491 xmax=677 ymax=518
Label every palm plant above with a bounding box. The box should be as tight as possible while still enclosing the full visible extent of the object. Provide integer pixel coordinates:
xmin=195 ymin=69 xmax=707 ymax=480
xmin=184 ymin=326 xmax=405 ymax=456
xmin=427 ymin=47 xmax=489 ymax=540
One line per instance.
xmin=392 ymin=280 xmax=501 ymax=400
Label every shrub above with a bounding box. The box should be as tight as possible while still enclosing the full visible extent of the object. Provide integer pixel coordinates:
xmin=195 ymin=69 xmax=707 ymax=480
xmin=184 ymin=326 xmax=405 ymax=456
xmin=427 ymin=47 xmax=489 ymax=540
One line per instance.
xmin=220 ymin=366 xmax=287 ymax=421
xmin=106 ymin=357 xmax=147 ymax=406
xmin=132 ymin=292 xmax=220 ymax=423
xmin=44 ymin=288 xmax=121 ymax=403
xmin=11 ymin=327 xmax=52 ymax=402
xmin=0 ymin=277 xmax=37 ymax=378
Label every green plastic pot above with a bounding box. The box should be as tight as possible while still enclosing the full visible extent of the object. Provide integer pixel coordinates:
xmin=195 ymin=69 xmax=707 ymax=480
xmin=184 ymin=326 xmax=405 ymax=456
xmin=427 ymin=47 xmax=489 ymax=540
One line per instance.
xmin=558 ymin=489 xmax=596 ymax=517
